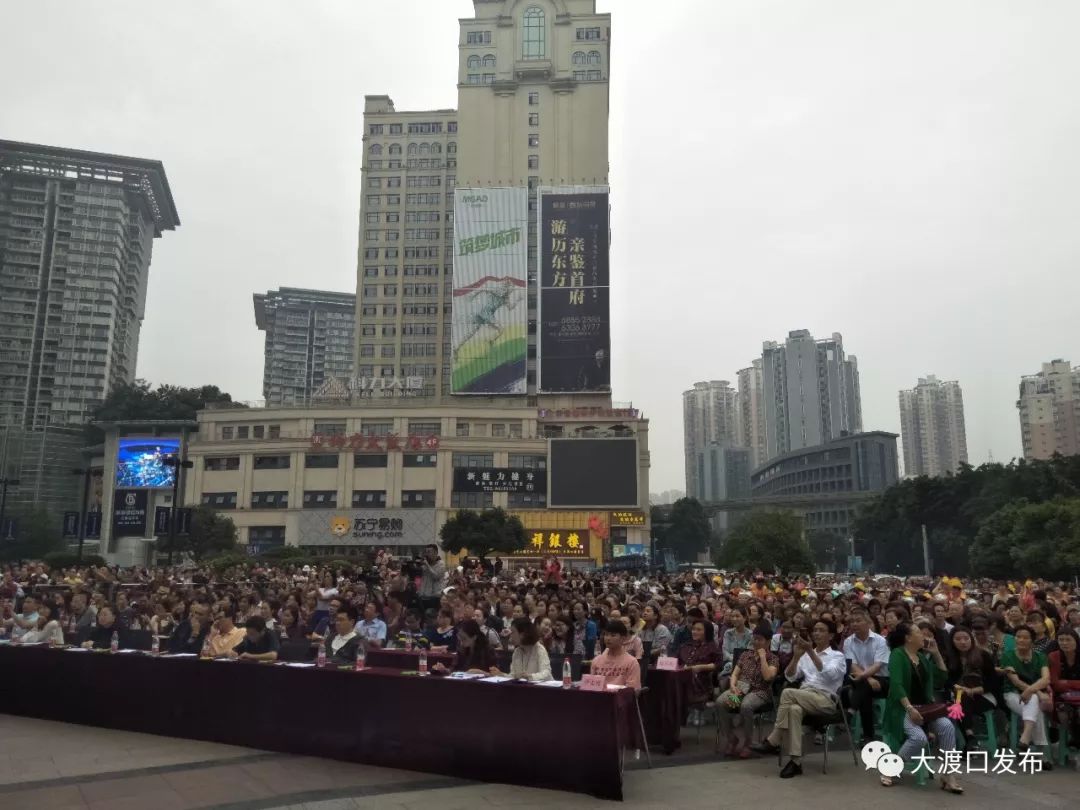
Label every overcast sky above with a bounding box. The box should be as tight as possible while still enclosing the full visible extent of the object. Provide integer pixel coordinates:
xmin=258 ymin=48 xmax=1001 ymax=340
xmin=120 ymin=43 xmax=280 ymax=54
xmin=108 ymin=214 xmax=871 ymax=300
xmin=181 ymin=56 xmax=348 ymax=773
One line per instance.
xmin=3 ymin=1 xmax=1078 ymax=493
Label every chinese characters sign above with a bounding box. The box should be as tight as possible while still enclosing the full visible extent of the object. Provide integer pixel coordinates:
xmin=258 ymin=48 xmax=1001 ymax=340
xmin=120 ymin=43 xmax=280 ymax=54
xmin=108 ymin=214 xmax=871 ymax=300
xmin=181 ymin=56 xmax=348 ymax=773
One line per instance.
xmin=310 ymin=433 xmax=440 ymax=453
xmin=296 ymin=508 xmax=437 ymax=547
xmin=511 ymin=529 xmax=591 ymax=557
xmin=538 ymin=189 xmax=611 ymax=393
xmin=610 ymin=511 xmax=646 ymax=526
xmin=112 ymin=490 xmax=148 ymax=537
xmin=313 ymin=376 xmax=424 ymax=401
xmin=452 ymin=467 xmax=547 ymax=494
xmin=451 ymin=188 xmax=529 ymax=394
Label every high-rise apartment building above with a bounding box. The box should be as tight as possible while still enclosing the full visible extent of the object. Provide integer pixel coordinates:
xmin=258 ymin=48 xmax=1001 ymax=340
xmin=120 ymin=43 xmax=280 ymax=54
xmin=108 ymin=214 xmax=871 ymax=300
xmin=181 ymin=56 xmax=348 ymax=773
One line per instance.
xmin=254 ymin=288 xmax=356 ymax=407
xmin=761 ymin=330 xmax=862 ymax=461
xmin=353 ymin=0 xmax=611 ymax=402
xmin=737 ymin=359 xmax=766 ymax=469
xmin=898 ymin=375 xmax=968 ymax=477
xmin=1017 ymin=359 xmax=1080 ymax=460
xmin=683 ymin=380 xmax=739 ymax=501
xmin=0 ymin=140 xmax=177 ymax=514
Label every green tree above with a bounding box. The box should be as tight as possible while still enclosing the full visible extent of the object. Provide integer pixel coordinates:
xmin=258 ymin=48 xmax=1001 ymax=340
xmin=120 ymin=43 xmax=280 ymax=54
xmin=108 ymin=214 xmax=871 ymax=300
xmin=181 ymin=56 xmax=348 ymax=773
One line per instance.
xmin=158 ymin=505 xmax=237 ymax=560
xmin=718 ymin=510 xmax=815 ymax=574
xmin=662 ymin=497 xmax=713 ymax=561
xmin=439 ymin=508 xmax=527 ymax=560
xmin=970 ymin=498 xmax=1080 ymax=580
xmin=0 ymin=506 xmax=63 ymax=562
xmin=86 ymin=380 xmax=241 ymax=442
xmin=807 ymin=530 xmax=846 ymax=572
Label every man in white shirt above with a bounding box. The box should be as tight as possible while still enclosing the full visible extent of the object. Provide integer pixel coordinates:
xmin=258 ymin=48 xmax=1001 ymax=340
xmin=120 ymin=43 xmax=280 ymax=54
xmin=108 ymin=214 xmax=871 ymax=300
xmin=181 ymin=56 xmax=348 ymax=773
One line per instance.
xmin=841 ymin=609 xmax=890 ymax=743
xmin=356 ymin=602 xmax=387 ymax=648
xmin=751 ymin=618 xmax=846 ymax=778
xmin=4 ymin=595 xmax=40 ymax=641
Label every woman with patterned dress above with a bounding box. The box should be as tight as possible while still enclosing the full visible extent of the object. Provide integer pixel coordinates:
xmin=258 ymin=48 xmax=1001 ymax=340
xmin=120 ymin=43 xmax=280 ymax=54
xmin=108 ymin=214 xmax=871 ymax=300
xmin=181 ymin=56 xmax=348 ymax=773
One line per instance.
xmin=677 ymin=618 xmax=721 ymax=726
xmin=715 ymin=626 xmax=779 ymax=757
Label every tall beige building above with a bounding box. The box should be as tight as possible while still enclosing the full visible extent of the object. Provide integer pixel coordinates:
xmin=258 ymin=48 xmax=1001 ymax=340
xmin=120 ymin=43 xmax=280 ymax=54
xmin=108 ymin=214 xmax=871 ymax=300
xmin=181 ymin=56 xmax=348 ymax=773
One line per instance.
xmin=353 ymin=0 xmax=611 ymax=402
xmin=1017 ymin=359 xmax=1080 ymax=460
xmin=683 ymin=381 xmax=739 ymax=501
xmin=898 ymin=375 xmax=968 ymax=477
xmin=736 ymin=360 xmax=766 ymax=469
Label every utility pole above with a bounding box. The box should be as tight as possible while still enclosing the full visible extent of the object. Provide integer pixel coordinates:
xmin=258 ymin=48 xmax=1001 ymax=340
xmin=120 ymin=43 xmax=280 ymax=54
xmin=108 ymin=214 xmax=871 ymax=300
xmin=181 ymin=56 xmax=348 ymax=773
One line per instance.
xmin=921 ymin=523 xmax=931 ymax=577
xmin=72 ymin=467 xmax=92 ymax=562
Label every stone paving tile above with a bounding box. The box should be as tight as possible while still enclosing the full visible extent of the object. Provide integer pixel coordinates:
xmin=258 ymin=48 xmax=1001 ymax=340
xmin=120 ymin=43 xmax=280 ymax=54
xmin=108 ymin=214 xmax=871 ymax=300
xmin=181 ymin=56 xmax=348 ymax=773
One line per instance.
xmin=3 ymin=785 xmax=87 ymax=810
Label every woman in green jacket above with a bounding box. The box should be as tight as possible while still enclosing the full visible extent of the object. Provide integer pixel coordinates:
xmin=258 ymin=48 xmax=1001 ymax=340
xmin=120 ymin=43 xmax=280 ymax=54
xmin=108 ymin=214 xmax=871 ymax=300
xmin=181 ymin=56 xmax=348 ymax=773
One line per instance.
xmin=1000 ymin=625 xmax=1052 ymax=749
xmin=880 ymin=622 xmax=962 ymax=793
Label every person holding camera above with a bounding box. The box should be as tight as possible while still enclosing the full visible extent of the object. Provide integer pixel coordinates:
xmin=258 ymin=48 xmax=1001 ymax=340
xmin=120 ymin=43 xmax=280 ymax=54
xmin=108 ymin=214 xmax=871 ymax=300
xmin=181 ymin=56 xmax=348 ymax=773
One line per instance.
xmin=418 ymin=544 xmax=446 ymax=617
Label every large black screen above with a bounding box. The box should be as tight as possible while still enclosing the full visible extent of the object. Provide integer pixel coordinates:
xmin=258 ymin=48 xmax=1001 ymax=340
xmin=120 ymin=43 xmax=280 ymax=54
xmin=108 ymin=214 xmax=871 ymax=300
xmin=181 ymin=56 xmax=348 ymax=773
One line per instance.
xmin=548 ymin=438 xmax=639 ymax=507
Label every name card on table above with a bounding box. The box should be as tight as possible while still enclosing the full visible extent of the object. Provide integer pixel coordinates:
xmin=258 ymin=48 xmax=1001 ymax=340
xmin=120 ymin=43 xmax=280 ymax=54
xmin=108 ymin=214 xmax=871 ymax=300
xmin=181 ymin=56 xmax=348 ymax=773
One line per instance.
xmin=656 ymin=656 xmax=679 ymax=671
xmin=580 ymin=674 xmax=606 ymax=692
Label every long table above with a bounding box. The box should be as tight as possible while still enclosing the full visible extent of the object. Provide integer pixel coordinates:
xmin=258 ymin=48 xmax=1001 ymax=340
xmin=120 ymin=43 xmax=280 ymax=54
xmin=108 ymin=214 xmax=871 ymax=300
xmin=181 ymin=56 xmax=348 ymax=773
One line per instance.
xmin=0 ymin=645 xmax=636 ymax=799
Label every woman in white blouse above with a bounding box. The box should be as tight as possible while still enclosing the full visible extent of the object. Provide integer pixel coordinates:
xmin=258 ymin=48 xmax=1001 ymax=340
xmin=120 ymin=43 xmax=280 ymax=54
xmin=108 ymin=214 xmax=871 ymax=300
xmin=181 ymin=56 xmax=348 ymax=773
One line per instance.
xmin=19 ymin=602 xmax=65 ymax=645
xmin=493 ymin=617 xmax=552 ymax=681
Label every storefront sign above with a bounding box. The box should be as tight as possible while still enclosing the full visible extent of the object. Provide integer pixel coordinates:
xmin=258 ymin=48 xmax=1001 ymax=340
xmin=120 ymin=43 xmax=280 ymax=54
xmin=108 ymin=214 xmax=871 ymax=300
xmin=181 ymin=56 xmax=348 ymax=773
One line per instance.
xmin=296 ymin=508 xmax=436 ymax=547
xmin=310 ymin=433 xmax=441 ymax=452
xmin=611 ymin=510 xmax=646 ymax=526
xmin=537 ymin=407 xmax=639 ymax=420
xmin=313 ymin=376 xmax=425 ymax=401
xmin=510 ymin=529 xmax=591 ymax=557
xmin=453 ymin=467 xmax=546 ymax=494
xmin=113 ymin=489 xmax=148 ymax=537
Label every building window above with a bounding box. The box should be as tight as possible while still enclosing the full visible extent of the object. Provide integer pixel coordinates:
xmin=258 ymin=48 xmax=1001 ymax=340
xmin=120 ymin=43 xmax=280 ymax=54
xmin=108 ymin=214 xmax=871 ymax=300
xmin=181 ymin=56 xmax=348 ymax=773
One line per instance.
xmin=315 ymin=421 xmax=346 ymax=436
xmin=251 ymin=491 xmax=288 ymax=509
xmin=452 ymin=453 xmax=493 ymax=468
xmin=482 ymin=54 xmax=496 ymax=68
xmin=483 ymin=74 xmax=495 ymax=84
xmin=236 ymin=426 xmax=249 ymax=439
xmin=455 ymin=422 xmax=470 ymax=438
xmin=201 ymin=492 xmax=237 ymax=509
xmin=523 ymin=6 xmax=546 ymax=59
xmin=253 ymin=455 xmax=290 ymax=470
xmin=390 ymin=123 xmax=402 ymax=135
xmin=508 ymin=492 xmax=547 ymax=508
xmin=528 ymin=91 xmax=539 ymax=106
xmin=220 ymin=426 xmax=234 ymax=440
xmin=204 ymin=456 xmax=239 ymax=471
xmin=249 ymin=526 xmax=286 ymax=545
xmin=508 ymin=423 xmax=522 ymax=439
xmin=369 ymin=125 xmax=384 ymax=135
xmin=303 ymin=491 xmax=338 ymax=509
xmin=588 ymin=50 xmax=601 ymax=65
xmin=577 ymin=27 xmax=602 ymax=40
xmin=389 ymin=143 xmax=401 ymax=155
xmin=362 ymin=420 xmax=394 ymax=436
xmin=466 ymin=30 xmax=492 ymax=45
xmin=491 ymin=423 xmax=507 ymax=438
xmin=408 ymin=420 xmax=440 ymax=436
xmin=451 ymin=491 xmax=494 ymax=508
xmin=508 ymin=454 xmax=547 ymax=469
xmin=467 ymin=55 xmax=481 ymax=69
xmin=253 ymin=426 xmax=265 ymax=439
xmin=528 ymin=134 xmax=539 ymax=148
xmin=573 ymin=51 xmax=586 ymax=65
xmin=304 ymin=454 xmax=339 ymax=469
xmin=529 ymin=113 xmax=539 ymax=126
xmin=403 ymin=453 xmax=438 ymax=468
xmin=354 ymin=453 xmax=389 ymax=468
xmin=402 ymin=490 xmax=436 ymax=508
xmin=352 ymin=490 xmax=387 ymax=508
xmin=268 ymin=425 xmax=281 ymax=439
xmin=528 ymin=155 xmax=539 ymax=169
xmin=467 ymin=74 xmax=481 ymax=85
xmin=369 ymin=143 xmax=382 ymax=155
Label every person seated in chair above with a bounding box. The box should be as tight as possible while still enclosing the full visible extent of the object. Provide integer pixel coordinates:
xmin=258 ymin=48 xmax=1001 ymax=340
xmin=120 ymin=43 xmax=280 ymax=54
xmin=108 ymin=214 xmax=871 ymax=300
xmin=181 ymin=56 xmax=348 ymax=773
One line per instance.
xmin=325 ymin=605 xmax=362 ymax=665
xmin=717 ymin=625 xmax=778 ymax=758
xmin=751 ymin=619 xmax=846 ymax=778
xmin=228 ymin=616 xmax=280 ymax=662
xmin=80 ymin=605 xmax=119 ymax=649
xmin=842 ymin=608 xmax=890 ymax=744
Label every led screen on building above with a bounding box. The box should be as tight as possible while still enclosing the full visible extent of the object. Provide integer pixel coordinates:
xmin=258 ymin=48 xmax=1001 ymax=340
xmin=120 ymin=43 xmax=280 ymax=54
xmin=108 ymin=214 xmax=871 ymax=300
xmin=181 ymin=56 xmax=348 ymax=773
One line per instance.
xmin=115 ymin=438 xmax=180 ymax=489
xmin=548 ymin=438 xmax=638 ymax=508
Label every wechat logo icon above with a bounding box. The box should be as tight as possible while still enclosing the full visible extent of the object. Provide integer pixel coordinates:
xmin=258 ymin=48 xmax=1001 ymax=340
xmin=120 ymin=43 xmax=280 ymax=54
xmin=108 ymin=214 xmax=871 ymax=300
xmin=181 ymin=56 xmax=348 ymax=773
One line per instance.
xmin=861 ymin=741 xmax=903 ymax=778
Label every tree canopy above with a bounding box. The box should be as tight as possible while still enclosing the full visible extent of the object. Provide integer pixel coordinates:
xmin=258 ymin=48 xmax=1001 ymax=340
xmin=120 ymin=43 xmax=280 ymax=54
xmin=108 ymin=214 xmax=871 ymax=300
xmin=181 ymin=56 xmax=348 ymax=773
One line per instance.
xmin=439 ymin=508 xmax=527 ymax=560
xmin=718 ymin=511 xmax=815 ymax=574
xmin=87 ymin=380 xmax=241 ymax=441
xmin=0 ymin=506 xmax=64 ymax=562
xmin=853 ymin=455 xmax=1080 ymax=577
xmin=652 ymin=497 xmax=713 ymax=562
xmin=157 ymin=505 xmax=237 ymax=560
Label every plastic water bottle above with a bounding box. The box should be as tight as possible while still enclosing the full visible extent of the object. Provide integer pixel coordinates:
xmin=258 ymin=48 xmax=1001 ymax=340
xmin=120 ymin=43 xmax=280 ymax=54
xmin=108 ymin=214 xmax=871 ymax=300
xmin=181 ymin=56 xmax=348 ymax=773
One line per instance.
xmin=151 ymin=635 xmax=160 ymax=655
xmin=563 ymin=659 xmax=572 ymax=688
xmin=405 ymin=635 xmax=414 ymax=652
xmin=418 ymin=648 xmax=428 ymax=674
xmin=355 ymin=646 xmax=366 ymax=672
xmin=201 ymin=634 xmax=212 ymax=658
xmin=317 ymin=640 xmax=327 ymax=667
xmin=110 ymin=631 xmax=119 ymax=653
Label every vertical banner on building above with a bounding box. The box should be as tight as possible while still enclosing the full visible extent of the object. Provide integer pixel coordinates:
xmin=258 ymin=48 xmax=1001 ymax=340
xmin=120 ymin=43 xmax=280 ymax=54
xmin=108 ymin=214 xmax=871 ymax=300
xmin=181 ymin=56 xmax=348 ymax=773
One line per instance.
xmin=538 ymin=188 xmax=611 ymax=392
xmin=112 ymin=490 xmax=148 ymax=537
xmin=451 ymin=187 xmax=529 ymax=394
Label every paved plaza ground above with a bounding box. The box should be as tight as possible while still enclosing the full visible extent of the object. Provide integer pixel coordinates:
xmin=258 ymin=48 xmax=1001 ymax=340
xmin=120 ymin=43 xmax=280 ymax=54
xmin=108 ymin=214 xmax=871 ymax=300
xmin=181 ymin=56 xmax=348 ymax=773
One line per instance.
xmin=1 ymin=713 xmax=1077 ymax=809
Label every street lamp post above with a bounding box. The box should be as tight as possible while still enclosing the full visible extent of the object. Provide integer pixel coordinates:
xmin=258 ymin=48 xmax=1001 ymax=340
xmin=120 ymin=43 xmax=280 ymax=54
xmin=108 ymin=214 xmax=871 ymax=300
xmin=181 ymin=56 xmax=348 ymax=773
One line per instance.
xmin=0 ymin=477 xmax=21 ymax=541
xmin=164 ymin=455 xmax=194 ymax=565
xmin=71 ymin=468 xmax=93 ymax=563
